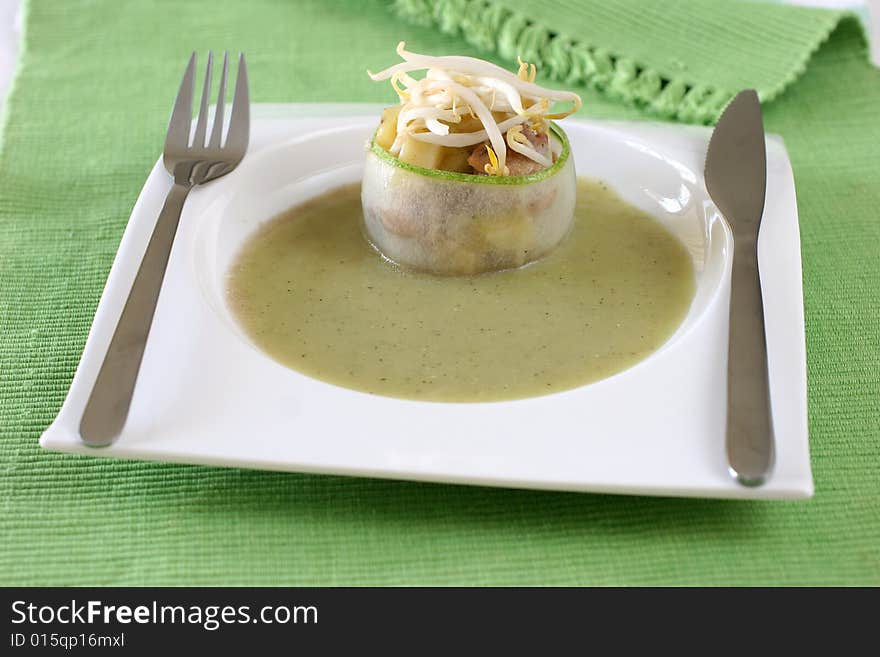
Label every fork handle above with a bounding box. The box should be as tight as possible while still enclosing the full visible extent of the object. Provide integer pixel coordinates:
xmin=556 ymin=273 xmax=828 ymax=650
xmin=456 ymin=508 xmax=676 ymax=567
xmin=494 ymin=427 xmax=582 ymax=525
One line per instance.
xmin=80 ymin=182 xmax=192 ymax=446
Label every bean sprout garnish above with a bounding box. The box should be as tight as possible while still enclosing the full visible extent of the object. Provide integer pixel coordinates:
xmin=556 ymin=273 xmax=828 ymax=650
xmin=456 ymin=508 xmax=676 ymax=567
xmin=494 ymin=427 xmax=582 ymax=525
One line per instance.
xmin=368 ymin=43 xmax=582 ymax=175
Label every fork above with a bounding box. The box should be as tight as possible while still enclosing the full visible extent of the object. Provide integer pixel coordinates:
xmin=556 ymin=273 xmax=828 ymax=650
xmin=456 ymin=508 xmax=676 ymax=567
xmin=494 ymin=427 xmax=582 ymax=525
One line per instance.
xmin=79 ymin=51 xmax=250 ymax=447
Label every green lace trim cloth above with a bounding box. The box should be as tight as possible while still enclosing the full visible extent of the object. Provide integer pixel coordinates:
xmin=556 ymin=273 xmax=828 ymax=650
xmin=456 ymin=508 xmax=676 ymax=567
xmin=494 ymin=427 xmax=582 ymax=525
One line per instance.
xmin=391 ymin=0 xmax=857 ymax=123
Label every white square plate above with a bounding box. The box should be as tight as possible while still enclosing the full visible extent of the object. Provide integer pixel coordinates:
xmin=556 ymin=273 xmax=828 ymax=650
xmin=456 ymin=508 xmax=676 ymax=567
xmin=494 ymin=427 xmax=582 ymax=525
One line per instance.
xmin=41 ymin=103 xmax=812 ymax=499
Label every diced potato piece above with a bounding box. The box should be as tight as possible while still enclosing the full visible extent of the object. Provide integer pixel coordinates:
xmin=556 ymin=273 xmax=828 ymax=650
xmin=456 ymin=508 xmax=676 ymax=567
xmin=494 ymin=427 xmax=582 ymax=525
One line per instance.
xmin=397 ymin=135 xmax=444 ymax=169
xmin=438 ymin=146 xmax=472 ymax=173
xmin=374 ymin=106 xmax=401 ymax=151
xmin=477 ymin=212 xmax=532 ymax=252
xmin=451 ymin=114 xmax=484 ymax=133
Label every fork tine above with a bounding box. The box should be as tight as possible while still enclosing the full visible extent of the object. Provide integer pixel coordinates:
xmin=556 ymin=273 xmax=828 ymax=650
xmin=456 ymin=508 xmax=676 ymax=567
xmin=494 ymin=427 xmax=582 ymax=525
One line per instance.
xmin=225 ymin=53 xmax=250 ymax=155
xmin=192 ymin=51 xmax=214 ymax=149
xmin=209 ymin=52 xmax=229 ymax=149
xmin=165 ymin=52 xmax=196 ymax=148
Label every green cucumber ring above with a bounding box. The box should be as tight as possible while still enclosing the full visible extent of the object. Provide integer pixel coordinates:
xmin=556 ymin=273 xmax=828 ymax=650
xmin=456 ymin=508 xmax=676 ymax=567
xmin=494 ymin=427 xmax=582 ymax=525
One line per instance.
xmin=370 ymin=121 xmax=571 ymax=186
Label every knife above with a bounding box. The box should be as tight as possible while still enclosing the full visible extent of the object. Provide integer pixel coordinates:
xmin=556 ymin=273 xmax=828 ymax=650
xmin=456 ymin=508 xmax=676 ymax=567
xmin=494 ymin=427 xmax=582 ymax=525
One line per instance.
xmin=704 ymin=89 xmax=774 ymax=486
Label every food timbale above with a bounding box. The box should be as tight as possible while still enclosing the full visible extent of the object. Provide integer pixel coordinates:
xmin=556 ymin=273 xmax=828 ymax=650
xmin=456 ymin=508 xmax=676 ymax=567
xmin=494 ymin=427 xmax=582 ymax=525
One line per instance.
xmin=362 ymin=43 xmax=582 ymax=275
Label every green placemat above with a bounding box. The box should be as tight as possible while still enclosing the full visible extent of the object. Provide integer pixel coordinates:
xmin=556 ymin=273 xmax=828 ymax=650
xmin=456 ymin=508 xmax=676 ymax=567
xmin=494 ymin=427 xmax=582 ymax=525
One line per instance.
xmin=392 ymin=0 xmax=845 ymax=122
xmin=0 ymin=0 xmax=878 ymax=585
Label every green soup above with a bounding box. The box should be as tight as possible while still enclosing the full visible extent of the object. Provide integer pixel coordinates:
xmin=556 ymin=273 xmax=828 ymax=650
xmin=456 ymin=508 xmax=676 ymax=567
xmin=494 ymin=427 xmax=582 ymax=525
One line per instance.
xmin=227 ymin=178 xmax=695 ymax=402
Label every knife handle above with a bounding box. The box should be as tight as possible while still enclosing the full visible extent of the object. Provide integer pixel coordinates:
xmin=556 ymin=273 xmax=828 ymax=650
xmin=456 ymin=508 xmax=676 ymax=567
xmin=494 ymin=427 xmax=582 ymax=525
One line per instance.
xmin=726 ymin=230 xmax=775 ymax=485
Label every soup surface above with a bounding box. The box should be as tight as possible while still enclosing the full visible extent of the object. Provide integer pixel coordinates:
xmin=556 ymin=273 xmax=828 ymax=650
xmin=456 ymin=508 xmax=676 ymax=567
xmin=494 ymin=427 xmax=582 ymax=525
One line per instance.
xmin=227 ymin=178 xmax=695 ymax=402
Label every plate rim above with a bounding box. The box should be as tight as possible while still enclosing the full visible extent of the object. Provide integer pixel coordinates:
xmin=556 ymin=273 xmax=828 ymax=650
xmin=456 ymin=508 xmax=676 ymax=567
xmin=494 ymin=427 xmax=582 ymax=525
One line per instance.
xmin=40 ymin=103 xmax=812 ymax=501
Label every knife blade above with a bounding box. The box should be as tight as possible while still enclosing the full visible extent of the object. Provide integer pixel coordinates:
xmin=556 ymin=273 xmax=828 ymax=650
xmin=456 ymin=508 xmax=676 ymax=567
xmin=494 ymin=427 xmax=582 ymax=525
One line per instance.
xmin=704 ymin=89 xmax=774 ymax=486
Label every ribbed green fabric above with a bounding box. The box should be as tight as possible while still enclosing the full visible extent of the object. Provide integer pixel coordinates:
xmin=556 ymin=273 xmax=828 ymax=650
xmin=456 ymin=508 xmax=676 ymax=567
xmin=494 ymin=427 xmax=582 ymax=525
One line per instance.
xmin=392 ymin=0 xmax=846 ymax=122
xmin=0 ymin=0 xmax=878 ymax=585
